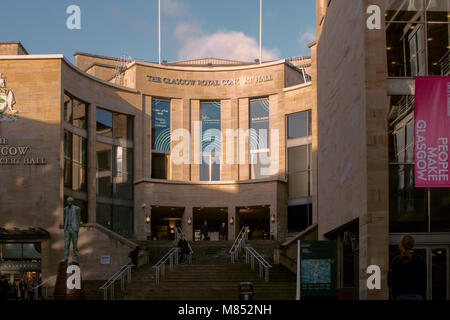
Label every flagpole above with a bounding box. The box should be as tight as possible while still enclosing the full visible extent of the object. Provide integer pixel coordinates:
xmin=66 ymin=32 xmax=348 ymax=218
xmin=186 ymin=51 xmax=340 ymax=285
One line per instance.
xmin=259 ymin=0 xmax=262 ymax=64
xmin=158 ymin=0 xmax=161 ymax=64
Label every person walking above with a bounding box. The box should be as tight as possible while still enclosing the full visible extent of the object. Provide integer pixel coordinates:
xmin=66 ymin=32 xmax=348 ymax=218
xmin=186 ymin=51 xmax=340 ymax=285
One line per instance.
xmin=128 ymin=246 xmax=140 ymax=271
xmin=201 ymin=220 xmax=209 ymax=241
xmin=219 ymin=222 xmax=226 ymax=240
xmin=389 ymin=235 xmax=427 ymax=300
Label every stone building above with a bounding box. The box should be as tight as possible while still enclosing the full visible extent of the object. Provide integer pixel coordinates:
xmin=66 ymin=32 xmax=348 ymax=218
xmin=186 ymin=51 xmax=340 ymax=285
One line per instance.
xmin=0 ymin=41 xmax=315 ymax=287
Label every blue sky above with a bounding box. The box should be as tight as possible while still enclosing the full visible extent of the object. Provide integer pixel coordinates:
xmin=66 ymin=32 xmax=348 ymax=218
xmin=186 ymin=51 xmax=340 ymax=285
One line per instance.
xmin=3 ymin=0 xmax=316 ymax=63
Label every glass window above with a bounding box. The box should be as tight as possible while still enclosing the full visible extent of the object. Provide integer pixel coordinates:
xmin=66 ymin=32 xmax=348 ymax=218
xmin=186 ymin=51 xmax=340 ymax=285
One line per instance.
xmin=96 ymin=108 xmax=113 ymax=137
xmin=430 ymin=188 xmax=450 ymax=232
xmin=64 ymin=94 xmax=72 ymax=124
xmin=96 ymin=142 xmax=113 ymax=197
xmin=113 ymin=113 xmax=133 ymax=141
xmin=288 ymin=204 xmax=312 ymax=233
xmin=114 ymin=146 xmax=133 ymax=201
xmin=152 ymin=153 xmax=169 ymax=179
xmin=427 ymin=23 xmax=450 ymax=76
xmin=152 ymin=100 xmax=171 ymax=152
xmin=72 ymin=135 xmax=87 ymax=192
xmin=112 ymin=206 xmax=133 ymax=237
xmin=72 ymin=99 xmax=87 ymax=129
xmin=250 ymin=98 xmax=270 ymax=180
xmin=2 ymin=243 xmax=22 ymax=260
xmin=64 ymin=131 xmax=73 ymax=188
xmin=22 ymin=243 xmax=41 ymax=260
xmin=200 ymin=101 xmax=221 ymax=181
xmin=288 ymin=110 xmax=311 ymax=139
xmin=389 ymin=164 xmax=428 ymax=232
xmin=288 ymin=144 xmax=311 ymax=199
xmin=96 ymin=203 xmax=112 ymax=229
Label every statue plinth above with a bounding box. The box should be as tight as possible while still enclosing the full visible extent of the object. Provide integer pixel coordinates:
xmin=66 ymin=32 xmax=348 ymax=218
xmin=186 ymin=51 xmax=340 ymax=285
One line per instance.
xmin=54 ymin=261 xmax=85 ymax=300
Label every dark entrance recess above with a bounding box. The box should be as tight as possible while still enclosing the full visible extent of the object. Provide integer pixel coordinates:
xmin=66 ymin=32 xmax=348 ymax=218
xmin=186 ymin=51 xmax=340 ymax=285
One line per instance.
xmin=150 ymin=206 xmax=183 ymax=240
xmin=237 ymin=206 xmax=270 ymax=240
xmin=193 ymin=208 xmax=228 ymax=241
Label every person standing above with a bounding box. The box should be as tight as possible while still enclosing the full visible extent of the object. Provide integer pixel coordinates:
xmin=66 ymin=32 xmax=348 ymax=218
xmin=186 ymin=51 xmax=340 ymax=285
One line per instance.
xmin=27 ymin=279 xmax=36 ymax=300
xmin=219 ymin=222 xmax=226 ymax=240
xmin=0 ymin=275 xmax=10 ymax=301
xmin=178 ymin=235 xmax=190 ymax=263
xmin=19 ymin=277 xmax=27 ymax=300
xmin=389 ymin=235 xmax=427 ymax=300
xmin=201 ymin=220 xmax=209 ymax=241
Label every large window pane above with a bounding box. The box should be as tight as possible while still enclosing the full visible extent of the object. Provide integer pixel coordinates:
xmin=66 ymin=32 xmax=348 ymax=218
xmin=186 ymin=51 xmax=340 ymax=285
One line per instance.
xmin=152 ymin=153 xmax=169 ymax=179
xmin=64 ymin=131 xmax=73 ymax=188
xmin=22 ymin=243 xmax=41 ymax=260
xmin=96 ymin=203 xmax=112 ymax=229
xmin=389 ymin=164 xmax=428 ymax=232
xmin=96 ymin=142 xmax=112 ymax=197
xmin=430 ymin=188 xmax=450 ymax=232
xmin=288 ymin=111 xmax=309 ymax=139
xmin=200 ymin=102 xmax=221 ymax=181
xmin=112 ymin=206 xmax=133 ymax=237
xmin=73 ymin=135 xmax=87 ymax=192
xmin=288 ymin=145 xmax=311 ymax=198
xmin=250 ymin=98 xmax=270 ymax=179
xmin=114 ymin=147 xmax=133 ymax=201
xmin=96 ymin=108 xmax=113 ymax=137
xmin=427 ymin=23 xmax=450 ymax=75
xmin=64 ymin=94 xmax=72 ymax=124
xmin=113 ymin=113 xmax=133 ymax=141
xmin=2 ymin=243 xmax=22 ymax=260
xmin=152 ymin=100 xmax=171 ymax=152
xmin=73 ymin=99 xmax=87 ymax=129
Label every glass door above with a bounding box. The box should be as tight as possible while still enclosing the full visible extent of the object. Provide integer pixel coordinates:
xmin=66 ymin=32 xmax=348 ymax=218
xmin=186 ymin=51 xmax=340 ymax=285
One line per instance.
xmin=416 ymin=246 xmax=450 ymax=300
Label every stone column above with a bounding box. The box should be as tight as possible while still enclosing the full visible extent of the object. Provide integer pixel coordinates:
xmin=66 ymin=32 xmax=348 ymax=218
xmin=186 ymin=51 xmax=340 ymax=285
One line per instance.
xmin=227 ymin=206 xmax=236 ymax=240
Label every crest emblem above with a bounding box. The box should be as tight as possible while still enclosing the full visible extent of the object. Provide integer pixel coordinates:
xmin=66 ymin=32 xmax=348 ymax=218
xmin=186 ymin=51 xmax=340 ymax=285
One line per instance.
xmin=0 ymin=73 xmax=19 ymax=122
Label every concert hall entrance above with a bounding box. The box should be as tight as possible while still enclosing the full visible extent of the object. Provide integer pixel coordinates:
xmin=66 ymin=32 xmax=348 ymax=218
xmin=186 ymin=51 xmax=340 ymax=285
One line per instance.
xmin=193 ymin=207 xmax=228 ymax=241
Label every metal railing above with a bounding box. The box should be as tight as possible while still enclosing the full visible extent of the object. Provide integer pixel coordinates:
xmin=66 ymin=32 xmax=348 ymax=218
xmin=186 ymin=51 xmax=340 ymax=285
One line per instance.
xmin=152 ymin=247 xmax=181 ymax=284
xmin=99 ymin=263 xmax=135 ymax=300
xmin=244 ymin=246 xmax=272 ymax=283
xmin=229 ymin=226 xmax=249 ymax=264
xmin=33 ymin=275 xmax=57 ymax=300
xmin=440 ymin=50 xmax=450 ymax=76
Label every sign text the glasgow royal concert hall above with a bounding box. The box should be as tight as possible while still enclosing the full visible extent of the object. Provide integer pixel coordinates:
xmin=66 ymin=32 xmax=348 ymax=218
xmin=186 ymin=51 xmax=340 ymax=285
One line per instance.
xmin=0 ymin=137 xmax=47 ymax=165
xmin=147 ymin=75 xmax=274 ymax=87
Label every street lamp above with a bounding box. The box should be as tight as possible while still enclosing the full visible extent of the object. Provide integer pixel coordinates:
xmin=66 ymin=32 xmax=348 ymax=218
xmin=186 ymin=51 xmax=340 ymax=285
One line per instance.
xmin=229 ymin=217 xmax=234 ymax=225
xmin=187 ymin=217 xmax=192 ymax=225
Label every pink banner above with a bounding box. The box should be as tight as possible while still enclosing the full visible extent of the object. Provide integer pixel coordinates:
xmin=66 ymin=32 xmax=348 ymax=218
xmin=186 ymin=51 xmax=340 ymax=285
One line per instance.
xmin=415 ymin=76 xmax=450 ymax=188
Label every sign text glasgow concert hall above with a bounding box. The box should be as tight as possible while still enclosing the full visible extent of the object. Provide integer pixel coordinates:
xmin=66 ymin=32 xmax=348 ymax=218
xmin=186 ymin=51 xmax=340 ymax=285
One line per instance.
xmin=147 ymin=74 xmax=274 ymax=87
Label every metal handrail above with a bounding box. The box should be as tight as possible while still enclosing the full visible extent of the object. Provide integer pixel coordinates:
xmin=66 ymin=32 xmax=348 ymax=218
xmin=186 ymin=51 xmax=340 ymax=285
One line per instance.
xmin=99 ymin=264 xmax=135 ymax=300
xmin=33 ymin=275 xmax=57 ymax=300
xmin=229 ymin=226 xmax=249 ymax=263
xmin=244 ymin=246 xmax=272 ymax=282
xmin=175 ymin=226 xmax=194 ymax=254
xmin=152 ymin=247 xmax=180 ymax=284
xmin=439 ymin=50 xmax=450 ymax=76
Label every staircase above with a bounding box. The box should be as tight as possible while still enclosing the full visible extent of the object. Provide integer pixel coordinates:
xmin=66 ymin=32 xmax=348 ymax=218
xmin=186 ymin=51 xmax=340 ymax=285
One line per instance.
xmin=116 ymin=240 xmax=296 ymax=300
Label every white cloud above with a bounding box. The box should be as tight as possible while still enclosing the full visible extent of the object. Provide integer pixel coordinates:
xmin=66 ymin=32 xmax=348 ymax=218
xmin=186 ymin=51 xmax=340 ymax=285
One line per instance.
xmin=298 ymin=30 xmax=316 ymax=48
xmin=161 ymin=0 xmax=186 ymax=17
xmin=176 ymin=24 xmax=280 ymax=62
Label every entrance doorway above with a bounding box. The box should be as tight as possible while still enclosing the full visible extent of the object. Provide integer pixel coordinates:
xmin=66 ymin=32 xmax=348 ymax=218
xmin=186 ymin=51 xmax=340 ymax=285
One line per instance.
xmin=0 ymin=242 xmax=42 ymax=300
xmin=150 ymin=206 xmax=183 ymax=240
xmin=193 ymin=207 xmax=228 ymax=241
xmin=236 ymin=206 xmax=270 ymax=240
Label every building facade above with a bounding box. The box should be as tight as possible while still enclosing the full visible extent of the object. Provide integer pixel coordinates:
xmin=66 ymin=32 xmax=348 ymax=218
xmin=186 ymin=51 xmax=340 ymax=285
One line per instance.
xmin=0 ymin=42 xmax=316 ymax=284
xmin=315 ymin=0 xmax=449 ymax=300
